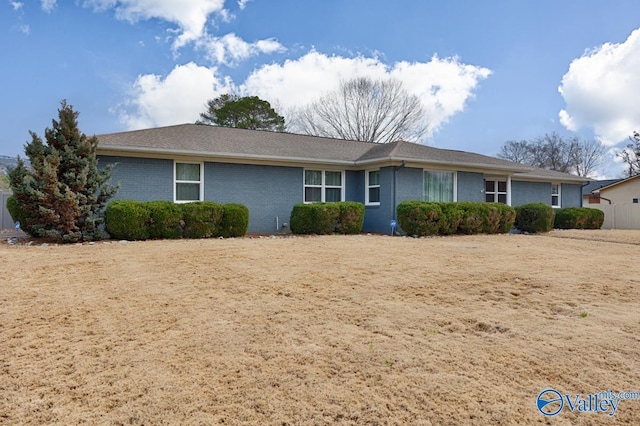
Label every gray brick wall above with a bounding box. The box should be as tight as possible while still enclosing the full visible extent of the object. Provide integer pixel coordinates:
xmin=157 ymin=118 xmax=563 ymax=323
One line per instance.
xmin=457 ymin=171 xmax=484 ymax=202
xmin=511 ymin=180 xmax=551 ymax=206
xmin=345 ymin=170 xmax=364 ymax=203
xmin=205 ymin=162 xmax=302 ymax=234
xmin=100 ymin=156 xmax=173 ymax=201
xmin=561 ymin=183 xmax=582 ymax=207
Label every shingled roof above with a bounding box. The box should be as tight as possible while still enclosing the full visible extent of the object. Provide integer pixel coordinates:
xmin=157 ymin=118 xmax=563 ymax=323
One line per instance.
xmin=96 ymin=123 xmax=584 ymax=181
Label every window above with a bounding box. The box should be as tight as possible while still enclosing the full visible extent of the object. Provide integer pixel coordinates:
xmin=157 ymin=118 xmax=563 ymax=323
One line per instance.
xmin=366 ymin=170 xmax=380 ymax=205
xmin=304 ymin=169 xmax=344 ymax=202
xmin=175 ymin=162 xmax=203 ymax=202
xmin=424 ymin=170 xmax=454 ymax=202
xmin=551 ymin=183 xmax=560 ymax=207
xmin=633 ymin=198 xmax=639 ymax=204
xmin=485 ymin=180 xmax=507 ymax=203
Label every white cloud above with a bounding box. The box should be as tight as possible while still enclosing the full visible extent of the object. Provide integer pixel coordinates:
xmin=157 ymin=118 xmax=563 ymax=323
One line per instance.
xmin=559 ymin=28 xmax=640 ymax=146
xmin=242 ymin=51 xmax=491 ymax=139
xmin=197 ymin=33 xmax=285 ymax=66
xmin=120 ymin=62 xmax=232 ymax=129
xmin=40 ymin=0 xmax=56 ymax=12
xmin=18 ymin=24 xmax=30 ymax=34
xmin=83 ymin=0 xmax=226 ymax=49
xmin=237 ymin=0 xmax=251 ymax=10
xmin=11 ymin=2 xmax=23 ymax=11
xmin=120 ymin=51 xmax=491 ymax=138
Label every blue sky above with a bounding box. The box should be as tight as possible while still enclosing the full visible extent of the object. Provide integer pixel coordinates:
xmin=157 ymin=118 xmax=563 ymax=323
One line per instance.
xmin=3 ymin=1 xmax=640 ymax=178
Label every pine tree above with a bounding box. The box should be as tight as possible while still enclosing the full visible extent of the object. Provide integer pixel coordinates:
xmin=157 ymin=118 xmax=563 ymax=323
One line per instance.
xmin=8 ymin=100 xmax=118 ymax=242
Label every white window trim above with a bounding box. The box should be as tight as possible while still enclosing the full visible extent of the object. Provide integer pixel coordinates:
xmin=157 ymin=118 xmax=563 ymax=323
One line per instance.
xmin=365 ymin=169 xmax=381 ymax=206
xmin=174 ymin=161 xmax=204 ymax=203
xmin=485 ymin=179 xmax=508 ymax=205
xmin=551 ymin=183 xmax=561 ymax=208
xmin=423 ymin=170 xmax=457 ymax=202
xmin=303 ymin=169 xmax=345 ymax=203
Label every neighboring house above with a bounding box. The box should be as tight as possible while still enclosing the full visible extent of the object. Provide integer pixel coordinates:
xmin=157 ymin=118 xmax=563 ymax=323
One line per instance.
xmin=582 ymin=175 xmax=640 ymax=230
xmin=583 ymin=175 xmax=640 ymax=206
xmin=581 ymin=179 xmax=621 ymax=199
xmin=95 ymin=124 xmax=587 ymax=234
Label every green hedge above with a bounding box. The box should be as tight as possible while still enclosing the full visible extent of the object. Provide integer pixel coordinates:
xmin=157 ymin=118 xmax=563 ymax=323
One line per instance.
xmin=396 ymin=201 xmax=516 ymax=236
xmin=220 ymin=203 xmax=250 ymax=238
xmin=336 ymin=202 xmax=365 ymax=235
xmin=396 ymin=201 xmax=443 ymax=236
xmin=105 ymin=200 xmax=151 ymax=240
xmin=147 ymin=201 xmax=183 ymax=239
xmin=181 ymin=202 xmax=224 ymax=238
xmin=553 ymin=207 xmax=604 ymax=229
xmin=105 ymin=200 xmax=248 ymax=240
xmin=290 ymin=202 xmax=365 ymax=235
xmin=514 ymin=203 xmax=555 ymax=233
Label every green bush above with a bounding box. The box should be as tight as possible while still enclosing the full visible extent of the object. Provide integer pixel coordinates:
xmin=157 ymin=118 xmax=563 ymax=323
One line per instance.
xmin=290 ymin=203 xmax=341 ymax=235
xmin=497 ymin=203 xmax=517 ymax=233
xmin=438 ymin=203 xmax=463 ymax=235
xmin=181 ymin=202 xmax=224 ymax=238
xmin=147 ymin=201 xmax=183 ymax=239
xmin=456 ymin=202 xmax=484 ymax=235
xmin=336 ymin=202 xmax=365 ymax=234
xmin=553 ymin=207 xmax=604 ymax=229
xmin=397 ymin=201 xmax=516 ymax=236
xmin=515 ymin=203 xmax=555 ymax=233
xmin=396 ymin=201 xmax=443 ymax=236
xmin=105 ymin=200 xmax=150 ymax=240
xmin=220 ymin=203 xmax=249 ymax=237
xmin=6 ymin=196 xmax=33 ymax=234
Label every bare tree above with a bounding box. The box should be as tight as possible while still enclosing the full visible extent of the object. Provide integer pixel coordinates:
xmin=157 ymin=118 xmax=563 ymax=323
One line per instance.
xmin=572 ymin=138 xmax=607 ymax=178
xmin=496 ymin=133 xmax=606 ymax=177
xmin=497 ymin=140 xmax=535 ymax=164
xmin=291 ymin=77 xmax=428 ymax=143
xmin=617 ymin=131 xmax=640 ymax=177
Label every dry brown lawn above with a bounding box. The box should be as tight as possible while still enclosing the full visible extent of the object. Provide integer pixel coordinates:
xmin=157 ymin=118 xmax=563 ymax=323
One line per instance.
xmin=1 ymin=230 xmax=639 ymax=425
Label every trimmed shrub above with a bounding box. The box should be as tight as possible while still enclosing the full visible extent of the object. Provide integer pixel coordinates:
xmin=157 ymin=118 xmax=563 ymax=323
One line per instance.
xmin=147 ymin=201 xmax=183 ymax=239
xmin=396 ymin=201 xmax=443 ymax=236
xmin=220 ymin=203 xmax=249 ymax=237
xmin=336 ymin=202 xmax=365 ymax=234
xmin=6 ymin=195 xmax=32 ymax=234
xmin=397 ymin=200 xmax=516 ymax=236
xmin=497 ymin=203 xmax=517 ymax=233
xmin=515 ymin=203 xmax=555 ymax=233
xmin=554 ymin=207 xmax=604 ymax=230
xmin=438 ymin=203 xmax=463 ymax=235
xmin=456 ymin=202 xmax=484 ymax=235
xmin=105 ymin=200 xmax=150 ymax=240
xmin=181 ymin=201 xmax=224 ymax=238
xmin=290 ymin=203 xmax=341 ymax=235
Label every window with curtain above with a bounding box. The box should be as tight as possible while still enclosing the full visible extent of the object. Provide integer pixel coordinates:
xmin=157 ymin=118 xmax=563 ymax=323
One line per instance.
xmin=424 ymin=171 xmax=454 ymax=202
xmin=366 ymin=170 xmax=380 ymax=204
xmin=304 ymin=169 xmax=344 ymax=202
xmin=175 ymin=162 xmax=202 ymax=202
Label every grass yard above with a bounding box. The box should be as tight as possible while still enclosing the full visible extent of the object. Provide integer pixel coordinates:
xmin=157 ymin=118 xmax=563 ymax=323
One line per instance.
xmin=1 ymin=230 xmax=639 ymax=425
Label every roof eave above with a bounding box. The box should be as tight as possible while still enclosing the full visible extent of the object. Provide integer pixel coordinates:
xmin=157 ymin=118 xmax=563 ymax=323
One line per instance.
xmin=96 ymin=145 xmax=357 ymax=166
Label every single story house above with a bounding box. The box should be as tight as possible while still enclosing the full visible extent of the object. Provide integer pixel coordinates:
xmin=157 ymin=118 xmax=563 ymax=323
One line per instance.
xmin=583 ymin=175 xmax=640 ymax=206
xmin=96 ymin=124 xmax=587 ymax=234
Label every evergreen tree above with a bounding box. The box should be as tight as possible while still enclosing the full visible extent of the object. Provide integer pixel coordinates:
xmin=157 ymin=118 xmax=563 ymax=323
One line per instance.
xmin=8 ymin=100 xmax=118 ymax=242
xmin=198 ymin=94 xmax=285 ymax=132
